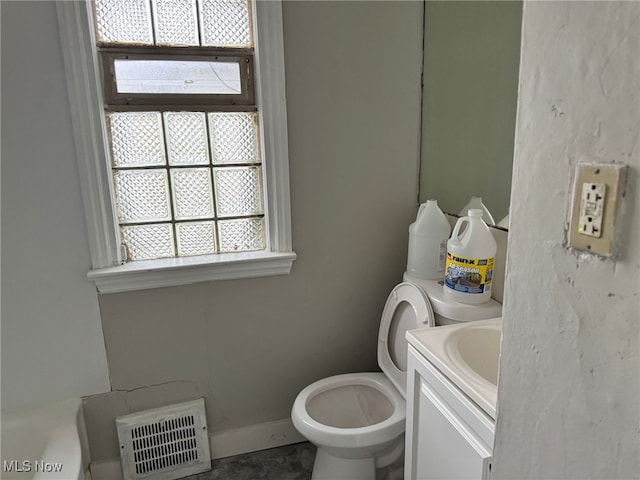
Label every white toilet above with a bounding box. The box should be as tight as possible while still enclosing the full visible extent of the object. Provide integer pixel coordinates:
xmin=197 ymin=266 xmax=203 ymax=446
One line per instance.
xmin=291 ymin=277 xmax=502 ymax=480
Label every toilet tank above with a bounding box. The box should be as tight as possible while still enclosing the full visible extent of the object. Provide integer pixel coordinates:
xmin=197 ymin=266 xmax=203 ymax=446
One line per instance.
xmin=403 ymin=273 xmax=502 ymax=325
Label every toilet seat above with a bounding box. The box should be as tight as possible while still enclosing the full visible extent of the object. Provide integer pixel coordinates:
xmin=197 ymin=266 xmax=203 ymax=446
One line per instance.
xmin=377 ymin=282 xmax=434 ymax=397
xmin=291 ymin=372 xmax=406 ymax=449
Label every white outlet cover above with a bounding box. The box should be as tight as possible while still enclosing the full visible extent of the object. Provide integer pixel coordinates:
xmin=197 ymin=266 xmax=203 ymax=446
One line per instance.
xmin=569 ymin=161 xmax=627 ymax=257
xmin=578 ymin=182 xmax=606 ymax=237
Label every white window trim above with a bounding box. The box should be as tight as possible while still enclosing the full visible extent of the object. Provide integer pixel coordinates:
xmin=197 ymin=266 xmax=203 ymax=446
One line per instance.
xmin=57 ymin=0 xmax=295 ymax=294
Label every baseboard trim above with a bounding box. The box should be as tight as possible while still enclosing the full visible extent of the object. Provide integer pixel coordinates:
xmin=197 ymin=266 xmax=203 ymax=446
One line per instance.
xmin=210 ymin=417 xmax=306 ymax=459
xmin=89 ymin=459 xmax=124 ymax=480
xmin=89 ymin=418 xmax=306 ymax=480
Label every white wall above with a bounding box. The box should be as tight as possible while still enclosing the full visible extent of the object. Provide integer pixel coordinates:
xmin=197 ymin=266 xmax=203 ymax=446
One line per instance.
xmin=1 ymin=1 xmax=110 ymax=408
xmin=494 ymin=1 xmax=639 ymax=478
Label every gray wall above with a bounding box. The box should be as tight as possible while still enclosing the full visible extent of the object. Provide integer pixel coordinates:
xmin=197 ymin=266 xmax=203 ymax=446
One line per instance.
xmin=86 ymin=1 xmax=425 ymax=462
xmin=1 ymin=1 xmax=111 ymax=408
xmin=420 ymin=1 xmax=522 ymax=222
xmin=494 ymin=1 xmax=639 ymax=477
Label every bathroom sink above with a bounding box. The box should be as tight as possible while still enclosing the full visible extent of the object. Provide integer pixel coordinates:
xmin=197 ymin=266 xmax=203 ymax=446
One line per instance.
xmin=406 ymin=318 xmax=502 ymax=418
xmin=445 ymin=324 xmax=501 ymax=386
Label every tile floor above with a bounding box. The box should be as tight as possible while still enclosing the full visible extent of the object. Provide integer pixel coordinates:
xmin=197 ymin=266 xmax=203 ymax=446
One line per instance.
xmin=185 ymin=442 xmax=316 ymax=480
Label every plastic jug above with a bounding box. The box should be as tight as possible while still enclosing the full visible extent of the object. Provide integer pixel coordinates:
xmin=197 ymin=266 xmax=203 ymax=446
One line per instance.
xmin=458 ymin=196 xmax=495 ymax=226
xmin=444 ymin=209 xmax=497 ymax=304
xmin=497 ymin=211 xmax=510 ymax=229
xmin=407 ymin=200 xmax=451 ymax=280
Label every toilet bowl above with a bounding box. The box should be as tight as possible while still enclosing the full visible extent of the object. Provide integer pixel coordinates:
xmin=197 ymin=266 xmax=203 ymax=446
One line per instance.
xmin=293 ymin=372 xmax=405 ymax=476
xmin=291 ymin=279 xmax=502 ymax=480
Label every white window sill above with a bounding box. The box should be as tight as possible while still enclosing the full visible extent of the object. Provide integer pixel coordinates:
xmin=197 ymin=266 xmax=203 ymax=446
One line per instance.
xmin=88 ymin=251 xmax=297 ymax=294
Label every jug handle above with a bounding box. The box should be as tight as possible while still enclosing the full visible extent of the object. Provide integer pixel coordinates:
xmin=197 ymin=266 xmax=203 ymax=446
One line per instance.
xmin=417 ymin=203 xmax=426 ymax=216
xmin=451 ymin=216 xmax=469 ymax=241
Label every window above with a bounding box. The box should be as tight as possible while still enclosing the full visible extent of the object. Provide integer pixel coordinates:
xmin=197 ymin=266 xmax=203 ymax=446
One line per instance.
xmin=58 ymin=0 xmax=295 ymax=293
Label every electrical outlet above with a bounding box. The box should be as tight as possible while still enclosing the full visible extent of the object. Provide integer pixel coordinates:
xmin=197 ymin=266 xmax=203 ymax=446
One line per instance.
xmin=578 ymin=182 xmax=606 ymax=237
xmin=569 ymin=162 xmax=627 ymax=257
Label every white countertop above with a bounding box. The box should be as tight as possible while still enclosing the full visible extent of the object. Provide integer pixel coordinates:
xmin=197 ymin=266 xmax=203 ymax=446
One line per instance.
xmin=406 ymin=318 xmax=502 ymax=419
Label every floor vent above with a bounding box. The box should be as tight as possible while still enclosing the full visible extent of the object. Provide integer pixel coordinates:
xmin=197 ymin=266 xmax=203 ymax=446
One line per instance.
xmin=116 ymin=398 xmax=211 ymax=480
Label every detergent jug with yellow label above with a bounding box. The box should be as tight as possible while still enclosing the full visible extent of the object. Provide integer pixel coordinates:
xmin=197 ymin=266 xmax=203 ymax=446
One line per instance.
xmin=444 ymin=209 xmax=497 ymax=304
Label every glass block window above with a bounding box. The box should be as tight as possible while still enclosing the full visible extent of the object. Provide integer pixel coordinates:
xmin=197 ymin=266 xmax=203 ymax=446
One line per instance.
xmin=107 ymin=112 xmax=265 ymax=260
xmin=107 ymin=111 xmax=264 ymax=260
xmin=94 ymin=0 xmax=252 ymax=48
xmin=94 ymin=0 xmax=266 ymax=262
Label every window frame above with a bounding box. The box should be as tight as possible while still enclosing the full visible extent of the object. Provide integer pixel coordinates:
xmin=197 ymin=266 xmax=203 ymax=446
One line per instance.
xmin=57 ymin=0 xmax=295 ymax=293
xmin=101 ymin=47 xmax=256 ymax=108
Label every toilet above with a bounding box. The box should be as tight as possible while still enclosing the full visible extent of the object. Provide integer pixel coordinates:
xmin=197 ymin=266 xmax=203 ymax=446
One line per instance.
xmin=291 ymin=276 xmax=502 ymax=480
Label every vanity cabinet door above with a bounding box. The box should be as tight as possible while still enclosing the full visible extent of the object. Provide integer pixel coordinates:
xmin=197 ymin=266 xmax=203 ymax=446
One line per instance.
xmin=405 ymin=346 xmax=495 ymax=480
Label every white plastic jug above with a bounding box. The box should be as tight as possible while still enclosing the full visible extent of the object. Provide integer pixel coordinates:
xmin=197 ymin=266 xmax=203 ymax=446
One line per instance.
xmin=458 ymin=196 xmax=495 ymax=226
xmin=444 ymin=209 xmax=497 ymax=304
xmin=497 ymin=212 xmax=510 ymax=229
xmin=407 ymin=200 xmax=451 ymax=280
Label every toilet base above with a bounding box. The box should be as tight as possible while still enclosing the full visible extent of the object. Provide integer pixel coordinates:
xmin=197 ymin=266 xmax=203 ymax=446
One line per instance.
xmin=310 ymin=437 xmax=404 ymax=480
xmin=311 ymin=449 xmax=376 ymax=480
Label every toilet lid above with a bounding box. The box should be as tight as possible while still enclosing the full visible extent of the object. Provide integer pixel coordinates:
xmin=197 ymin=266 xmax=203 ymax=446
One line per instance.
xmin=377 ymin=283 xmax=434 ymax=397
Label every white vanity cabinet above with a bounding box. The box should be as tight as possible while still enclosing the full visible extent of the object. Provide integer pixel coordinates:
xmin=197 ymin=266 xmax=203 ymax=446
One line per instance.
xmin=404 ymin=344 xmax=495 ymax=480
